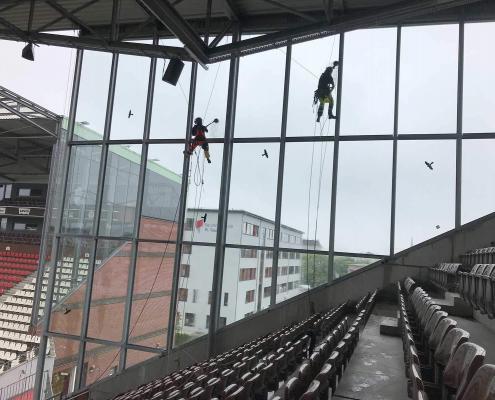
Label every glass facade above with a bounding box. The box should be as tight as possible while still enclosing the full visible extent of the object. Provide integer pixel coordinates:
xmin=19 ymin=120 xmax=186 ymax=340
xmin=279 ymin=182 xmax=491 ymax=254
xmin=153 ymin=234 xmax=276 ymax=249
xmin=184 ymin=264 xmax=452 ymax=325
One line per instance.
xmin=36 ymin=21 xmax=495 ymax=398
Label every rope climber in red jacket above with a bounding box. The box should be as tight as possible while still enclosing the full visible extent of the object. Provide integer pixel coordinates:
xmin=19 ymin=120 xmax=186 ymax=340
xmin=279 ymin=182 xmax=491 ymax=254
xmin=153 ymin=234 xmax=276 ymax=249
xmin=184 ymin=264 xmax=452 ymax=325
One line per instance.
xmin=184 ymin=117 xmax=212 ymax=163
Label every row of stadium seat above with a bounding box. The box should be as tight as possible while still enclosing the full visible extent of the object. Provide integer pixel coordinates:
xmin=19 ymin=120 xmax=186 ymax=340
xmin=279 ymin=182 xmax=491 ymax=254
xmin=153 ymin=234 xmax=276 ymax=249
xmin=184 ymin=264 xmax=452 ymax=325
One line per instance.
xmin=111 ymin=295 xmax=378 ymax=400
xmin=461 ymin=247 xmax=495 ymax=267
xmin=399 ymin=277 xmax=493 ymax=400
xmin=459 ymin=264 xmax=495 ymax=319
xmin=0 ymin=252 xmax=38 ymax=260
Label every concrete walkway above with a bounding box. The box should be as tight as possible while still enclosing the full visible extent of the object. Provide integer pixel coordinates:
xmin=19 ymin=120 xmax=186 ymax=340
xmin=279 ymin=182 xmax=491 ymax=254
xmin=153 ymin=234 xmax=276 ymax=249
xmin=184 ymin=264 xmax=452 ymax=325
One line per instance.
xmin=333 ymin=313 xmax=409 ymax=400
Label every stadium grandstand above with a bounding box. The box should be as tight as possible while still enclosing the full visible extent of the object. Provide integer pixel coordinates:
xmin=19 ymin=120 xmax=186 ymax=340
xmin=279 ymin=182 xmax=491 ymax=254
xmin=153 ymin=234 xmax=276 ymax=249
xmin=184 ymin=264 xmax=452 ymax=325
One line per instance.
xmin=1 ymin=0 xmax=495 ymax=400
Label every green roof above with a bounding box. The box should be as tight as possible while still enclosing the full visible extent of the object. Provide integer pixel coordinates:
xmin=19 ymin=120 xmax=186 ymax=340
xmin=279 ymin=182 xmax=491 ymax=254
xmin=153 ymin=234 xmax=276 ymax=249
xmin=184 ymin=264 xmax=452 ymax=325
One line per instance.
xmin=62 ymin=117 xmax=182 ymax=184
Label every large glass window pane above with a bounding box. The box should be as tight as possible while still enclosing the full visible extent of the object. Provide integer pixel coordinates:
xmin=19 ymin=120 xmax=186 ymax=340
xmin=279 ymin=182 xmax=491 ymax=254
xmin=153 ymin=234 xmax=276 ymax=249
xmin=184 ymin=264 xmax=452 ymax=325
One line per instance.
xmin=227 ymin=143 xmax=279 ymax=244
xmin=87 ymin=239 xmax=130 ymax=342
xmin=49 ymin=238 xmax=93 ymax=336
xmin=174 ymin=245 xmax=215 ymax=347
xmin=47 ymin=337 xmax=81 ymax=399
xmin=128 ymin=242 xmax=174 ymax=349
xmin=140 ymin=144 xmax=182 ymax=241
xmin=399 ymin=24 xmax=458 ymax=134
xmin=222 ymin=247 xmax=271 ymax=325
xmin=183 ymin=143 xmax=224 ymax=244
xmin=235 ymin=36 xmax=285 ymax=137
xmin=62 ymin=145 xmax=101 ymax=235
xmin=341 ymin=28 xmax=396 ymax=135
xmin=287 ymin=36 xmax=340 ymax=137
xmin=74 ymin=51 xmax=112 ymax=139
xmin=150 ymin=40 xmax=191 ymax=139
xmin=333 ymin=256 xmax=380 ymax=279
xmin=281 ymin=142 xmax=332 ymax=251
xmin=99 ymin=145 xmax=142 ymax=237
xmin=110 ymin=55 xmax=151 ymax=139
xmin=194 ymin=38 xmax=230 ymax=140
xmin=335 ymin=141 xmax=392 ymax=255
xmin=395 ymin=140 xmax=455 ymax=252
xmin=463 ymin=22 xmax=495 ymax=133
xmin=278 ymin=251 xmax=325 ymax=304
xmin=82 ymin=342 xmax=120 ymax=388
xmin=462 ymin=139 xmax=495 ymax=223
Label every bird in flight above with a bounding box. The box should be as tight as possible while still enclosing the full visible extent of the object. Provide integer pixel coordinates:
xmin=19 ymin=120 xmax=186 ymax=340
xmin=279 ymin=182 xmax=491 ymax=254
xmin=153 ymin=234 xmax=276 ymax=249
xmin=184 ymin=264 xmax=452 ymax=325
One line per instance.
xmin=201 ymin=213 xmax=207 ymax=223
xmin=262 ymin=149 xmax=269 ymax=158
xmin=128 ymin=109 xmax=134 ymax=118
xmin=425 ymin=161 xmax=434 ymax=170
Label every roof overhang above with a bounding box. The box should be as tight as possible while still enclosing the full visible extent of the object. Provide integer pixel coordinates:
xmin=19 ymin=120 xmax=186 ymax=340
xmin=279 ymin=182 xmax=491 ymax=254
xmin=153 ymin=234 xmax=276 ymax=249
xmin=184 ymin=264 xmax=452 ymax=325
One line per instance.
xmin=0 ymin=86 xmax=60 ymax=183
xmin=0 ymin=0 xmax=492 ymax=64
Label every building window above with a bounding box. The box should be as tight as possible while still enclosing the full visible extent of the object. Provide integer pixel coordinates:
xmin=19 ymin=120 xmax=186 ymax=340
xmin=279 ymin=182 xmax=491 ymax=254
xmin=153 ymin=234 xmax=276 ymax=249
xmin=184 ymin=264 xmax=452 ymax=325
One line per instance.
xmin=295 ymin=253 xmax=301 ymax=260
xmin=280 ymin=251 xmax=288 ymax=259
xmin=224 ymin=293 xmax=229 ymax=306
xmin=289 ymin=266 xmax=295 ymax=274
xmin=290 ymin=252 xmax=296 ymax=260
xmin=184 ymin=218 xmax=194 ymax=231
xmin=0 ymin=218 xmax=6 ymax=230
xmin=192 ymin=289 xmax=199 ymax=303
xmin=241 ymin=248 xmax=258 ymax=258
xmin=179 ymin=264 xmax=190 ymax=278
xmin=280 ymin=266 xmax=288 ymax=276
xmin=184 ymin=313 xmax=195 ymax=327
xmin=183 ymin=244 xmax=192 ymax=254
xmin=245 ymin=290 xmax=255 ymax=303
xmin=265 ymin=267 xmax=272 ymax=278
xmin=264 ymin=286 xmax=271 ymax=298
xmin=239 ymin=268 xmax=256 ymax=281
xmin=266 ymin=251 xmax=273 ymax=259
xmin=13 ymin=223 xmax=26 ymax=231
xmin=178 ymin=288 xmax=188 ymax=302
xmin=242 ymin=222 xmax=259 ymax=237
xmin=18 ymin=188 xmax=31 ymax=197
xmin=295 ymin=266 xmax=300 ymax=274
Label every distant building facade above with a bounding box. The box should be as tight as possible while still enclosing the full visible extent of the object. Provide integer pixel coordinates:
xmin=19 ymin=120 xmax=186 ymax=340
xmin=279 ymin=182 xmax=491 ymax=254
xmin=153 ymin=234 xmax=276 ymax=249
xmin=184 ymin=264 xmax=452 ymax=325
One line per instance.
xmin=177 ymin=209 xmax=304 ymax=338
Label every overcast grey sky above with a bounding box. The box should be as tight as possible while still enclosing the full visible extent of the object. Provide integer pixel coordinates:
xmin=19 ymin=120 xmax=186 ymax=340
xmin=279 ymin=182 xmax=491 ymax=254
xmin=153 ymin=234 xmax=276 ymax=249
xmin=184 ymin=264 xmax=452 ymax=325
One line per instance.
xmin=1 ymin=22 xmax=495 ymax=255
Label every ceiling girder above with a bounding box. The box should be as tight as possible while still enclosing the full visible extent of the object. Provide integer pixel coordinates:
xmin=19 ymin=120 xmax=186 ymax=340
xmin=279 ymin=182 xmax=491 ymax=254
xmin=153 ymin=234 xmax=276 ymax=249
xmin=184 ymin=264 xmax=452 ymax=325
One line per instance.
xmin=136 ymin=0 xmax=209 ymax=64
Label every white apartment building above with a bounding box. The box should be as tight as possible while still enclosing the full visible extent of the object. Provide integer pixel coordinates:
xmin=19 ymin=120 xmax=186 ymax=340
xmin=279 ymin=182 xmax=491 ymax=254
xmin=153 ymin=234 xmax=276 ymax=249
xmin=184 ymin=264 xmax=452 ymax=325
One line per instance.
xmin=176 ymin=209 xmax=304 ymax=338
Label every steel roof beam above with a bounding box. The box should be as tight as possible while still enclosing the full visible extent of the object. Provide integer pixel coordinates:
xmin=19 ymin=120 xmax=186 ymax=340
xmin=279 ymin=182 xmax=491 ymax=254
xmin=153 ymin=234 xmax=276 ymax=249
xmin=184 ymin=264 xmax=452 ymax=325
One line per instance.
xmin=0 ymin=30 xmax=194 ymax=60
xmin=260 ymin=0 xmax=319 ymax=22
xmin=222 ymin=0 xmax=240 ymax=21
xmin=323 ymin=0 xmax=334 ymax=24
xmin=136 ymin=0 xmax=209 ymax=64
xmin=44 ymin=0 xmax=108 ymax=44
xmin=208 ymin=0 xmax=484 ymax=61
xmin=36 ymin=0 xmax=100 ymax=33
xmin=0 ymin=101 xmax=57 ymax=137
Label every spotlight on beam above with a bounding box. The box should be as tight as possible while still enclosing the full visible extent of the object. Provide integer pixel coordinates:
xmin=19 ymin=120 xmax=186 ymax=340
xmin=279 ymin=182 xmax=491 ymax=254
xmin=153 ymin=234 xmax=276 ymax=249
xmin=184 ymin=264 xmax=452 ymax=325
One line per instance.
xmin=162 ymin=58 xmax=185 ymax=86
xmin=22 ymin=42 xmax=34 ymax=61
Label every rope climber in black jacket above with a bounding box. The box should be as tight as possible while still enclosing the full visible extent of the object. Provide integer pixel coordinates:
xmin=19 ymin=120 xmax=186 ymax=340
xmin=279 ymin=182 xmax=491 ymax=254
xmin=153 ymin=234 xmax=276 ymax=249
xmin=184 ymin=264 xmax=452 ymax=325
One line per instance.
xmin=314 ymin=61 xmax=339 ymax=122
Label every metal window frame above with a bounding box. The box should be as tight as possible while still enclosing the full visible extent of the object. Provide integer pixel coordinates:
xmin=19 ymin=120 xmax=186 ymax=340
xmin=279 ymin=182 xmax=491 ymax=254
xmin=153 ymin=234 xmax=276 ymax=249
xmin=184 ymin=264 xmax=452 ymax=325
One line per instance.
xmin=34 ymin=17 xmax=495 ymax=398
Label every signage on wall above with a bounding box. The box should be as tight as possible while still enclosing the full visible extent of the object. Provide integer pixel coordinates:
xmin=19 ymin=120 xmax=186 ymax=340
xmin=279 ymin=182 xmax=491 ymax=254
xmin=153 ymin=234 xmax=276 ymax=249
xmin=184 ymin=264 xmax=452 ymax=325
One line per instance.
xmin=0 ymin=206 xmax=44 ymax=217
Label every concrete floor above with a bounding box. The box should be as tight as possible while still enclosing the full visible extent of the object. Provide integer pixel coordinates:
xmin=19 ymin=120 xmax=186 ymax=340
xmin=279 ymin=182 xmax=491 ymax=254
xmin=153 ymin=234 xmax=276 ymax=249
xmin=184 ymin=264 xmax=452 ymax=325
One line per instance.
xmin=333 ymin=312 xmax=409 ymax=400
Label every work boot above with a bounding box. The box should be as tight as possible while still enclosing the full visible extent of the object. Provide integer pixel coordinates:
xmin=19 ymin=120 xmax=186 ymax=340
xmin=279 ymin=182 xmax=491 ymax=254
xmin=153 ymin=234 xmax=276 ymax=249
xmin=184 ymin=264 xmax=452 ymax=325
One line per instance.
xmin=207 ymin=159 xmax=211 ymax=164
xmin=329 ymin=114 xmax=337 ymax=119
xmin=316 ymin=115 xmax=321 ymax=123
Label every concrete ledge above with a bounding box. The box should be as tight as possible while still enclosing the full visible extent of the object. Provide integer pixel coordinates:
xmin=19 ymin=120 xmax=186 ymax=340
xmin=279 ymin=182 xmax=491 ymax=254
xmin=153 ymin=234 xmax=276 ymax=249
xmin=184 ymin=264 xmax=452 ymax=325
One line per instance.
xmin=379 ymin=317 xmax=400 ymax=337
